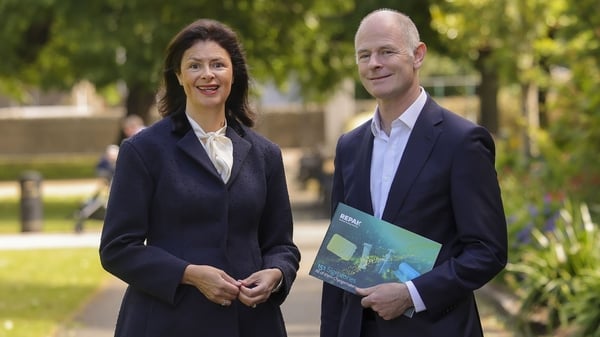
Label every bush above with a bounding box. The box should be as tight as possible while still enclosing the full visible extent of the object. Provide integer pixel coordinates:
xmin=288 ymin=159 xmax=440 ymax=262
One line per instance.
xmin=565 ymin=269 xmax=600 ymax=337
xmin=0 ymin=156 xmax=98 ymax=181
xmin=505 ymin=201 xmax=600 ymax=336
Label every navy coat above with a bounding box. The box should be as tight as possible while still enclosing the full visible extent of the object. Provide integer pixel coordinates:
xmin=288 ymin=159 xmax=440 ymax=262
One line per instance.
xmin=100 ymin=112 xmax=301 ymax=337
xmin=320 ymin=96 xmax=507 ymax=337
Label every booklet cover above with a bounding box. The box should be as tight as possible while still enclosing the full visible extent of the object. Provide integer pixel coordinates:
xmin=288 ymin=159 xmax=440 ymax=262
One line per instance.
xmin=309 ymin=202 xmax=442 ymax=317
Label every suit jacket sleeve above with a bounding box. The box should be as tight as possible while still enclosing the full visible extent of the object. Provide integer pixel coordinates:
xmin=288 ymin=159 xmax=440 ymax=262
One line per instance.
xmin=413 ymin=125 xmax=507 ymax=318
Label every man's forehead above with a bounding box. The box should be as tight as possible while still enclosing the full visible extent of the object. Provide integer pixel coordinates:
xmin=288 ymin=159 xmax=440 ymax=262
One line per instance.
xmin=355 ymin=23 xmax=402 ymax=50
xmin=356 ymin=15 xmax=399 ymax=41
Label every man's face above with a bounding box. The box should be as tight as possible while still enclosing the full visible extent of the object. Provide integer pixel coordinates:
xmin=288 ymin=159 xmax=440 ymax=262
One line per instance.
xmin=354 ymin=15 xmax=420 ymax=101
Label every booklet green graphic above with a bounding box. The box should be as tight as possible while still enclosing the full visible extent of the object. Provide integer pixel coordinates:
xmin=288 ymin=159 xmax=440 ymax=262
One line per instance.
xmin=310 ymin=203 xmax=442 ymax=316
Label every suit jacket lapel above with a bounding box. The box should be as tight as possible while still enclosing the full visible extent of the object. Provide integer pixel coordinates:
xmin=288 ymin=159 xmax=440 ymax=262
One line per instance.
xmin=381 ymin=99 xmax=443 ymax=222
xmin=347 ymin=124 xmax=375 ymax=215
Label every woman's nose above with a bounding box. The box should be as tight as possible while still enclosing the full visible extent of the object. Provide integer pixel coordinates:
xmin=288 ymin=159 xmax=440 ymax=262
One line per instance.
xmin=200 ymin=66 xmax=214 ymax=80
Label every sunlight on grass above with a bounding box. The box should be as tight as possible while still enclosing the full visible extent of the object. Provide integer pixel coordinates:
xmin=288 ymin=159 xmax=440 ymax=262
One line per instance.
xmin=0 ymin=196 xmax=103 ymax=234
xmin=0 ymin=248 xmax=110 ymax=337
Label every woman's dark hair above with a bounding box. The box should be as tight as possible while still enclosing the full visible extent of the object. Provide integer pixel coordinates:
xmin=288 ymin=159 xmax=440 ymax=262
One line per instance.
xmin=157 ymin=19 xmax=255 ymax=127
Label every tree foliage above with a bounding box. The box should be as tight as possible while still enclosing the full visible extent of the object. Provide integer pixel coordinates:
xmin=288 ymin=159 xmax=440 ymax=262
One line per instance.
xmin=0 ymin=0 xmax=348 ymax=116
xmin=545 ymin=0 xmax=600 ymax=205
xmin=0 ymin=0 xmax=437 ymax=120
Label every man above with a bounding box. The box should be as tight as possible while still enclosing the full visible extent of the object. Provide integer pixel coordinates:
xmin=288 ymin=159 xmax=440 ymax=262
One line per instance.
xmin=319 ymin=9 xmax=507 ymax=337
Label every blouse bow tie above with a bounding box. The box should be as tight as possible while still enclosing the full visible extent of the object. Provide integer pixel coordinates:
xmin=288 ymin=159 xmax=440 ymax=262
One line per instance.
xmin=200 ymin=128 xmax=233 ymax=183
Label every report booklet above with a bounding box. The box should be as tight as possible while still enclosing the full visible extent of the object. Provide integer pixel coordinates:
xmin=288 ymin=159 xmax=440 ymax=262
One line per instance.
xmin=309 ymin=202 xmax=442 ymax=317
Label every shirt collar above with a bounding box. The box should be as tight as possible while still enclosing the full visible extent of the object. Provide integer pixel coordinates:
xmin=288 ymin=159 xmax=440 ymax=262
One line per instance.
xmin=371 ymin=88 xmax=427 ymax=137
xmin=185 ymin=113 xmax=228 ymax=138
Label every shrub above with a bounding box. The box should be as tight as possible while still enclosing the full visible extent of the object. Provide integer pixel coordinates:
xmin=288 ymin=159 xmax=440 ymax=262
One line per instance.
xmin=505 ymin=201 xmax=600 ymax=336
xmin=565 ymin=269 xmax=600 ymax=337
xmin=0 ymin=156 xmax=98 ymax=181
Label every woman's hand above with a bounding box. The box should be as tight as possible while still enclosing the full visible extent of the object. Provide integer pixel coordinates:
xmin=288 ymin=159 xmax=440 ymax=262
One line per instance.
xmin=237 ymin=268 xmax=283 ymax=308
xmin=182 ymin=265 xmax=241 ymax=306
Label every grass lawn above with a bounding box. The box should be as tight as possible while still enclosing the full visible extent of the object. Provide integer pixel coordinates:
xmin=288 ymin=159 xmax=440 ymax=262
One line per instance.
xmin=0 ymin=196 xmax=104 ymax=234
xmin=0 ymin=194 xmax=109 ymax=337
xmin=0 ymin=248 xmax=110 ymax=337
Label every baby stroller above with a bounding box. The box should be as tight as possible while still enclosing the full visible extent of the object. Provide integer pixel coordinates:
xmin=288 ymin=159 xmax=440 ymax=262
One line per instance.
xmin=73 ymin=145 xmax=118 ymax=233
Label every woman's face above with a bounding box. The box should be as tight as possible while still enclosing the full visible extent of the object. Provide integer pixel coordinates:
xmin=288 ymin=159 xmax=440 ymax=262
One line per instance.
xmin=176 ymin=40 xmax=233 ymax=114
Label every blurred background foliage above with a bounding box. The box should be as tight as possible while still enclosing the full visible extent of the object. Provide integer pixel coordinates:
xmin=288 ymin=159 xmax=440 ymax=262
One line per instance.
xmin=1 ymin=0 xmax=600 ymax=335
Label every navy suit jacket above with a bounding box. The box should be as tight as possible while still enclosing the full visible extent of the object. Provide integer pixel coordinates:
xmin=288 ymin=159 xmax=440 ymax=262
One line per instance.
xmin=320 ymin=97 xmax=507 ymax=337
xmin=100 ymin=112 xmax=300 ymax=337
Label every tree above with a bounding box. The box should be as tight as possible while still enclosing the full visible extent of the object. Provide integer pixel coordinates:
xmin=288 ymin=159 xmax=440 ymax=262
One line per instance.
xmin=430 ymin=0 xmax=516 ymax=135
xmin=547 ymin=0 xmax=600 ymax=206
xmin=0 ymin=0 xmax=440 ymax=122
xmin=0 ymin=0 xmax=56 ymax=101
xmin=0 ymin=0 xmax=358 ymax=121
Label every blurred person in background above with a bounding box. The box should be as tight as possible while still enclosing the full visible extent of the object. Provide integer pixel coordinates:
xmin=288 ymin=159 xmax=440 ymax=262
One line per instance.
xmin=121 ymin=114 xmax=146 ymax=139
xmin=95 ymin=144 xmax=119 ymax=183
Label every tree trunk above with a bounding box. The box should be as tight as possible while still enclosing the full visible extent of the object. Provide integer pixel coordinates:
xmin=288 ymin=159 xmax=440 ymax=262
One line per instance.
xmin=522 ymin=82 xmax=540 ymax=158
xmin=538 ymin=58 xmax=551 ymax=129
xmin=117 ymin=84 xmax=156 ymax=143
xmin=475 ymin=48 xmax=500 ymax=135
xmin=125 ymin=84 xmax=156 ymax=123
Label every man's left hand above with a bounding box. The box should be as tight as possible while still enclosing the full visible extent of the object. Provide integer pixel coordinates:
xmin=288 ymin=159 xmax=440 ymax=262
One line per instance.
xmin=356 ymin=283 xmax=414 ymax=320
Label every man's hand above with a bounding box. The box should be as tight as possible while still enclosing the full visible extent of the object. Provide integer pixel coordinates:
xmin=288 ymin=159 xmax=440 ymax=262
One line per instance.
xmin=355 ymin=283 xmax=414 ymax=320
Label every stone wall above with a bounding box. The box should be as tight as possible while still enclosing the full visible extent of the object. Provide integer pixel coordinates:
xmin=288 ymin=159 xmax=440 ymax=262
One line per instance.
xmin=0 ymin=108 xmax=123 ymax=158
xmin=255 ymin=104 xmax=324 ymax=149
xmin=0 ymin=105 xmax=325 ymax=159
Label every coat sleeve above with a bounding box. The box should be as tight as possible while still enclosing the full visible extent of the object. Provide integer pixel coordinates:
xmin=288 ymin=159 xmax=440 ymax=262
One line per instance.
xmin=99 ymin=140 xmax=189 ymax=304
xmin=257 ymin=143 xmax=301 ymax=305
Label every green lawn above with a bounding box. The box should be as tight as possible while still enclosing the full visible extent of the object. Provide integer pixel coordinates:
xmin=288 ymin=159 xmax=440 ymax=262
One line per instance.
xmin=0 ymin=195 xmax=109 ymax=337
xmin=0 ymin=196 xmax=104 ymax=234
xmin=0 ymin=248 xmax=110 ymax=337
xmin=0 ymin=156 xmax=98 ymax=182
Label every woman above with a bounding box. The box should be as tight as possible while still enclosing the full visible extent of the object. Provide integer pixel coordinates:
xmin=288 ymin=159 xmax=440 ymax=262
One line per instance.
xmin=99 ymin=19 xmax=301 ymax=337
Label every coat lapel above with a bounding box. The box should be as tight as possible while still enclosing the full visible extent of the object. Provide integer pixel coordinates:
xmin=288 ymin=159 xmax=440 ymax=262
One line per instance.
xmin=226 ymin=126 xmax=251 ymax=187
xmin=381 ymin=99 xmax=443 ymax=222
xmin=171 ymin=112 xmax=251 ymax=184
xmin=176 ymin=130 xmax=222 ymax=180
xmin=346 ymin=124 xmax=375 ymax=215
